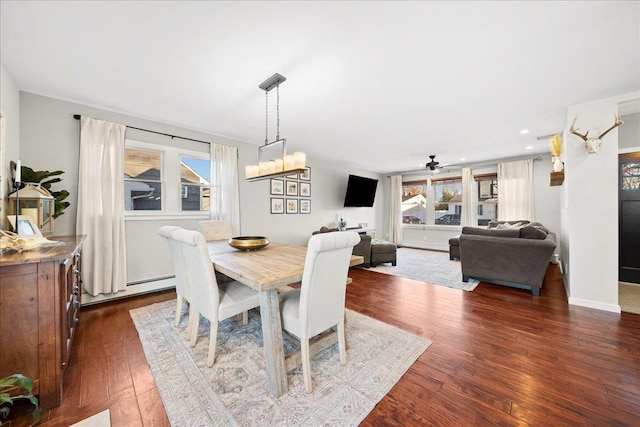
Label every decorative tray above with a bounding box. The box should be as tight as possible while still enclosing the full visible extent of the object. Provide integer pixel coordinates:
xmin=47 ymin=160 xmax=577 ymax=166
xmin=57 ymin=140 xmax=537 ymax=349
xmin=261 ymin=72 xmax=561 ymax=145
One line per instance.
xmin=228 ymin=236 xmax=269 ymax=251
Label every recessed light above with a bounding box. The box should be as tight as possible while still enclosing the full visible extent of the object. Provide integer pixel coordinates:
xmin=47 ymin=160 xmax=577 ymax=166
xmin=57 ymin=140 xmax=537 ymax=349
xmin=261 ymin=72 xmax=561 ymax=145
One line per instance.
xmin=459 ymin=157 xmax=466 ymax=161
xmin=525 ymin=146 xmax=533 ymax=150
xmin=520 ymin=129 xmax=530 ymax=135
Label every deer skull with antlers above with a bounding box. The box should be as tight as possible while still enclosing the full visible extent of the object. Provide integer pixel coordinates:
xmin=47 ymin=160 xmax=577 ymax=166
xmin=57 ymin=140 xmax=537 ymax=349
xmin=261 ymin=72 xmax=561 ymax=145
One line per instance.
xmin=570 ymin=114 xmax=624 ymax=154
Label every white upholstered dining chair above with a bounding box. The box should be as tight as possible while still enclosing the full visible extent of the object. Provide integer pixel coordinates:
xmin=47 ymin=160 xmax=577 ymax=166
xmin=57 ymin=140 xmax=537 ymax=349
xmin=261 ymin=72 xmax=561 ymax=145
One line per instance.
xmin=279 ymin=231 xmax=361 ymax=392
xmin=199 ymin=220 xmax=232 ymax=241
xmin=172 ymin=228 xmax=261 ymax=367
xmin=158 ymin=226 xmax=192 ymax=337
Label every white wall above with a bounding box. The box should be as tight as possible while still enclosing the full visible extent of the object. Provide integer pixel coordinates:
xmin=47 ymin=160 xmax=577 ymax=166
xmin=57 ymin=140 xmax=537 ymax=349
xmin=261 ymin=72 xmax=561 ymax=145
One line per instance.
xmin=0 ymin=64 xmax=20 ymax=230
xmin=18 ymin=92 xmax=383 ymax=286
xmin=562 ymin=90 xmax=640 ymax=313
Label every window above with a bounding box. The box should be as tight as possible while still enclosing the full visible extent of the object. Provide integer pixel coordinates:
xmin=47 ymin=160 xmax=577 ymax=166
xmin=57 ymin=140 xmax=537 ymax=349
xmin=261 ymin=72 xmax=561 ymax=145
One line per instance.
xmin=180 ymin=156 xmax=211 ymax=211
xmin=124 ymin=148 xmax=162 ymax=211
xmin=402 ymin=181 xmax=427 ymax=224
xmin=124 ymin=140 xmax=211 ymax=215
xmin=402 ymin=174 xmax=498 ymax=227
xmin=476 ymin=174 xmax=498 ymax=226
xmin=434 ymin=178 xmax=462 ymax=225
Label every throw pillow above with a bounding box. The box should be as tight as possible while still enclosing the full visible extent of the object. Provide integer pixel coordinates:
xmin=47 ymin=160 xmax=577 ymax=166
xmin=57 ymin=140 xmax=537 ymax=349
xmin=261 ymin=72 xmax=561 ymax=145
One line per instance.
xmin=520 ymin=226 xmax=548 ymax=240
xmin=528 ymin=222 xmax=551 ymax=234
xmin=319 ymin=226 xmax=338 ymax=233
xmin=495 ymin=222 xmax=524 ymax=230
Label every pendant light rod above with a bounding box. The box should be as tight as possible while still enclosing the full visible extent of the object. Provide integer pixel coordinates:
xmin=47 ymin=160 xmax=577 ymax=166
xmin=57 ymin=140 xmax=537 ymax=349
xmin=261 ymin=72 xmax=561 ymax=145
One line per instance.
xmin=259 ymin=73 xmax=287 ymax=92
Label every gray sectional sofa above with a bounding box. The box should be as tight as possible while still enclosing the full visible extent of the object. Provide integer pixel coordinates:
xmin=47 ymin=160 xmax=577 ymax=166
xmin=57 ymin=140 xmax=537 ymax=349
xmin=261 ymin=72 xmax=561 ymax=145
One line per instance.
xmin=459 ymin=221 xmax=556 ymax=296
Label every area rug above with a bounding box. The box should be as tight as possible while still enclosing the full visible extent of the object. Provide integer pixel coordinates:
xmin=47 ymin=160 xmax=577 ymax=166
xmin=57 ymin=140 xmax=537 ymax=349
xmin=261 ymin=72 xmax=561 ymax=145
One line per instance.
xmin=619 ymin=282 xmax=640 ymax=315
xmin=130 ymin=300 xmax=431 ymax=426
xmin=371 ymin=247 xmax=479 ymax=291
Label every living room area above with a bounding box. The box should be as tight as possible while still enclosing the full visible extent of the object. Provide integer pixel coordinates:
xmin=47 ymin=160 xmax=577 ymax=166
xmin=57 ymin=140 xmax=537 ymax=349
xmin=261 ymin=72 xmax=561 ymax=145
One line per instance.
xmin=1 ymin=2 xmax=639 ymax=426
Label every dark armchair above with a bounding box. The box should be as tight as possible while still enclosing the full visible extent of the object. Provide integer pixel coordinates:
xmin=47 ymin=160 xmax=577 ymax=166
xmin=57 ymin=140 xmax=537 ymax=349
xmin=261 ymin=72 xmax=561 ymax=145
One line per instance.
xmin=312 ymin=226 xmax=371 ymax=267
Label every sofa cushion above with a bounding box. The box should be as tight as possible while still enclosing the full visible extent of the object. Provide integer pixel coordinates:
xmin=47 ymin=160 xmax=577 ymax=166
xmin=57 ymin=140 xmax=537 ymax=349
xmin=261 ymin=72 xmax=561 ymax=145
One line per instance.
xmin=520 ymin=225 xmax=548 ymax=240
xmin=528 ymin=222 xmax=551 ymax=234
xmin=462 ymin=226 xmax=520 ymax=238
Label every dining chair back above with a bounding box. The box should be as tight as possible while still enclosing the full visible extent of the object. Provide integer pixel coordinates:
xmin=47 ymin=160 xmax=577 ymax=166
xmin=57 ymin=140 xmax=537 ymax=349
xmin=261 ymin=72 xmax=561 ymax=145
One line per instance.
xmin=279 ymin=231 xmax=361 ymax=392
xmin=199 ymin=220 xmax=232 ymax=241
xmin=158 ymin=226 xmax=191 ymax=331
xmin=172 ymin=228 xmax=260 ymax=367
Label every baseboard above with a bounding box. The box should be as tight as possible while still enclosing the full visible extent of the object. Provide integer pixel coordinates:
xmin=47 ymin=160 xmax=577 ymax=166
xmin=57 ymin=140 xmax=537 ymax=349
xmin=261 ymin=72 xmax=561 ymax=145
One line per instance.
xmin=568 ymin=297 xmax=621 ymax=313
xmin=82 ymin=277 xmax=176 ymax=306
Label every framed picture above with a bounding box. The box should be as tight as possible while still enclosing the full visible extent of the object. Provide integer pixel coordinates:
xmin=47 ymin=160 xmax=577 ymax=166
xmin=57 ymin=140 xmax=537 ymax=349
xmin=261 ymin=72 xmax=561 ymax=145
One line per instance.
xmin=271 ymin=198 xmax=284 ymax=214
xmin=270 ymin=179 xmax=284 ymax=195
xmin=300 ymin=199 xmax=311 ymax=214
xmin=286 ymin=180 xmax=298 ymax=196
xmin=300 ymin=167 xmax=311 ymax=181
xmin=8 ymin=215 xmax=43 ymax=238
xmin=286 ymin=172 xmax=298 ymax=179
xmin=299 ymin=182 xmax=311 ymax=197
xmin=286 ymin=198 xmax=298 ymax=214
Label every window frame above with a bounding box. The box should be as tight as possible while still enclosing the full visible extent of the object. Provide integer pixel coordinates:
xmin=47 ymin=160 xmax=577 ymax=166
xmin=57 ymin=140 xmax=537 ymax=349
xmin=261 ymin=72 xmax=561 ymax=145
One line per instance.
xmin=401 ymin=172 xmax=499 ymax=228
xmin=124 ymin=139 xmax=211 ymax=219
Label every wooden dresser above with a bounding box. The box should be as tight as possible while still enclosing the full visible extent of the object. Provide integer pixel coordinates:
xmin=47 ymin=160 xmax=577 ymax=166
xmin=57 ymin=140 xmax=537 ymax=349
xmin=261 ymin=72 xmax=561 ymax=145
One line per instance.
xmin=0 ymin=235 xmax=85 ymax=409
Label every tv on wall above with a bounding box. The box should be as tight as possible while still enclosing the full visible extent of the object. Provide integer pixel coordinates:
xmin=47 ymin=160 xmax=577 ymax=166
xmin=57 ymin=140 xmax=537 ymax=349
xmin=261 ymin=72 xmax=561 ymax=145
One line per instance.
xmin=343 ymin=174 xmax=378 ymax=207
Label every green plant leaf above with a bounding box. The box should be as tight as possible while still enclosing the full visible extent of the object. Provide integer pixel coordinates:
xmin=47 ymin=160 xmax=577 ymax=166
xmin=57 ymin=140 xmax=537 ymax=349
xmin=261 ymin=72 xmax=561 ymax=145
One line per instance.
xmin=0 ymin=374 xmax=33 ymax=393
xmin=19 ymin=165 xmax=70 ymax=219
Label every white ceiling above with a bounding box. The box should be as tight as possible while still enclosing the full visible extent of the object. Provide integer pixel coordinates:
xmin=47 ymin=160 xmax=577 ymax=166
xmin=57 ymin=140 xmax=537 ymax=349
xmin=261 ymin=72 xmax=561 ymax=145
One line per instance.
xmin=1 ymin=1 xmax=639 ymax=174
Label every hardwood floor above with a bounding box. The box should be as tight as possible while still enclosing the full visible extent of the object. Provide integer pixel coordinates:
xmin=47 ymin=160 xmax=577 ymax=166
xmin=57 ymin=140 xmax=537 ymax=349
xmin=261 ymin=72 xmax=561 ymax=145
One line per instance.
xmin=11 ymin=264 xmax=640 ymax=426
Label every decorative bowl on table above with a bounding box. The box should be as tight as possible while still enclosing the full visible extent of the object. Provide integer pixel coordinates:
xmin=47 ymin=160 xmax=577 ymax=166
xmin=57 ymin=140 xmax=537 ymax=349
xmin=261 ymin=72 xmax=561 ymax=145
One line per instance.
xmin=228 ymin=236 xmax=269 ymax=251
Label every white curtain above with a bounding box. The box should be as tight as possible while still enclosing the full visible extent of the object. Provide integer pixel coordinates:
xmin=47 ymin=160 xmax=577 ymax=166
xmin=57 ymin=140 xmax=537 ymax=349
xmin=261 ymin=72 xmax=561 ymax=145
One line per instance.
xmin=389 ymin=175 xmax=403 ymax=245
xmin=461 ymin=167 xmax=478 ymax=227
xmin=210 ymin=144 xmax=240 ymax=236
xmin=426 ymin=178 xmax=436 ymax=225
xmin=77 ymin=116 xmax=127 ymax=296
xmin=497 ymin=159 xmax=535 ymax=221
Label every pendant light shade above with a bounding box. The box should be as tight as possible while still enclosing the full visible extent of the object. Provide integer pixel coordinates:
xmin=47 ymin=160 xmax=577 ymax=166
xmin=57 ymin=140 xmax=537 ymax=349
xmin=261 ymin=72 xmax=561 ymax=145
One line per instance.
xmin=245 ymin=73 xmax=306 ymax=181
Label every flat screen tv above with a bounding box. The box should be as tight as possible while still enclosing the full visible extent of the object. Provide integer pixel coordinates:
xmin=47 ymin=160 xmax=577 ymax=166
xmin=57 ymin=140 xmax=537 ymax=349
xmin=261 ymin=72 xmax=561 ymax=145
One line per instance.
xmin=343 ymin=174 xmax=378 ymax=207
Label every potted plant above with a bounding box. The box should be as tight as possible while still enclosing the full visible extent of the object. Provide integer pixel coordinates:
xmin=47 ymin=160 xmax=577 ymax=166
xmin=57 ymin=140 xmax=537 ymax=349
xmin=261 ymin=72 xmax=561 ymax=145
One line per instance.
xmin=0 ymin=374 xmax=40 ymax=426
xmin=11 ymin=161 xmax=70 ymax=219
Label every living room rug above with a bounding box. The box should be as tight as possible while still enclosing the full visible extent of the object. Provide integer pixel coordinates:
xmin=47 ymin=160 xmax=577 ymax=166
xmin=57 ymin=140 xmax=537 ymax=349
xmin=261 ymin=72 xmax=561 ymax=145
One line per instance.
xmin=69 ymin=409 xmax=110 ymax=427
xmin=371 ymin=247 xmax=479 ymax=291
xmin=130 ymin=300 xmax=431 ymax=426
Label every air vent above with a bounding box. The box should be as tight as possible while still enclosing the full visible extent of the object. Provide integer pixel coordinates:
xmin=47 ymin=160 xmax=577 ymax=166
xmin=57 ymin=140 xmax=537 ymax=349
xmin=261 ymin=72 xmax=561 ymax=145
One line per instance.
xmin=536 ymin=133 xmax=561 ymax=141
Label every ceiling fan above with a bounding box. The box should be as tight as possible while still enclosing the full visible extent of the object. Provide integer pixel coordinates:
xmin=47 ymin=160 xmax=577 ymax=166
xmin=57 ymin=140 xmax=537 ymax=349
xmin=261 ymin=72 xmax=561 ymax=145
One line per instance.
xmin=425 ymin=155 xmax=441 ymax=171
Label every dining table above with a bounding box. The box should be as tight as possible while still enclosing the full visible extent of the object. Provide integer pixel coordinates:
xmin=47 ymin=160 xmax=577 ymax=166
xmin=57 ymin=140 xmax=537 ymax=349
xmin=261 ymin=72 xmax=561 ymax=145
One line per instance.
xmin=207 ymin=240 xmax=364 ymax=397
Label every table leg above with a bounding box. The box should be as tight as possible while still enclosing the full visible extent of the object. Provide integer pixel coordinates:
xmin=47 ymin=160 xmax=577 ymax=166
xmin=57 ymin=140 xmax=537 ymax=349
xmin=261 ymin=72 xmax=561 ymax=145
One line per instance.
xmin=259 ymin=289 xmax=288 ymax=397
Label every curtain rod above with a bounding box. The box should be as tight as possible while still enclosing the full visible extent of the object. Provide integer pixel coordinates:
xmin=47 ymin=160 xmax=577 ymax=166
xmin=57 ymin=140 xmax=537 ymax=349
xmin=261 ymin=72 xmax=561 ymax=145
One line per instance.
xmin=73 ymin=114 xmax=212 ymax=145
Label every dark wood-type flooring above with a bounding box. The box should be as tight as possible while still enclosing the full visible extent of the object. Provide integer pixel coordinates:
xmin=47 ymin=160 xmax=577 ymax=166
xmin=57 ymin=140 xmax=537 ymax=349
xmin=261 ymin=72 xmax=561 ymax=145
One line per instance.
xmin=10 ymin=264 xmax=640 ymax=426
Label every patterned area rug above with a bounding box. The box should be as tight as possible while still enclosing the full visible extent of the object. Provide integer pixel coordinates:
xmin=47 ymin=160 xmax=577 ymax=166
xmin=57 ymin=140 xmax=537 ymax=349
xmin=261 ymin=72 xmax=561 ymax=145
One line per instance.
xmin=130 ymin=300 xmax=431 ymax=426
xmin=371 ymin=247 xmax=479 ymax=291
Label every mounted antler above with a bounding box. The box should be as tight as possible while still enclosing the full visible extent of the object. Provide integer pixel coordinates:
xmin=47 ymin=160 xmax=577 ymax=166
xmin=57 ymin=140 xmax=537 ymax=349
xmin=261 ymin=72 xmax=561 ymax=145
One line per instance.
xmin=570 ymin=114 xmax=624 ymax=154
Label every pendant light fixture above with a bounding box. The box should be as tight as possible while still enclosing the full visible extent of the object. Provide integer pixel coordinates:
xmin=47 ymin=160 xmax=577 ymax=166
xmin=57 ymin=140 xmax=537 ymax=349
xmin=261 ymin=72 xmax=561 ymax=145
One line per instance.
xmin=245 ymin=73 xmax=306 ymax=181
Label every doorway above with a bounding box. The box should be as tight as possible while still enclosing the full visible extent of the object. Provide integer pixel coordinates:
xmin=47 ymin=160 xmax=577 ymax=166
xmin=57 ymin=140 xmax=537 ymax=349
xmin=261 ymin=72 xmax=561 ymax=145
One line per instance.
xmin=619 ymin=151 xmax=640 ymax=284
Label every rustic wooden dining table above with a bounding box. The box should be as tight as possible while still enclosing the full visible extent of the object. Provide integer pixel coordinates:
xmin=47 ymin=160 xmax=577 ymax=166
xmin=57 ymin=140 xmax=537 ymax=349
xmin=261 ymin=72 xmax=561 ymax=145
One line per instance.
xmin=207 ymin=240 xmax=363 ymax=397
